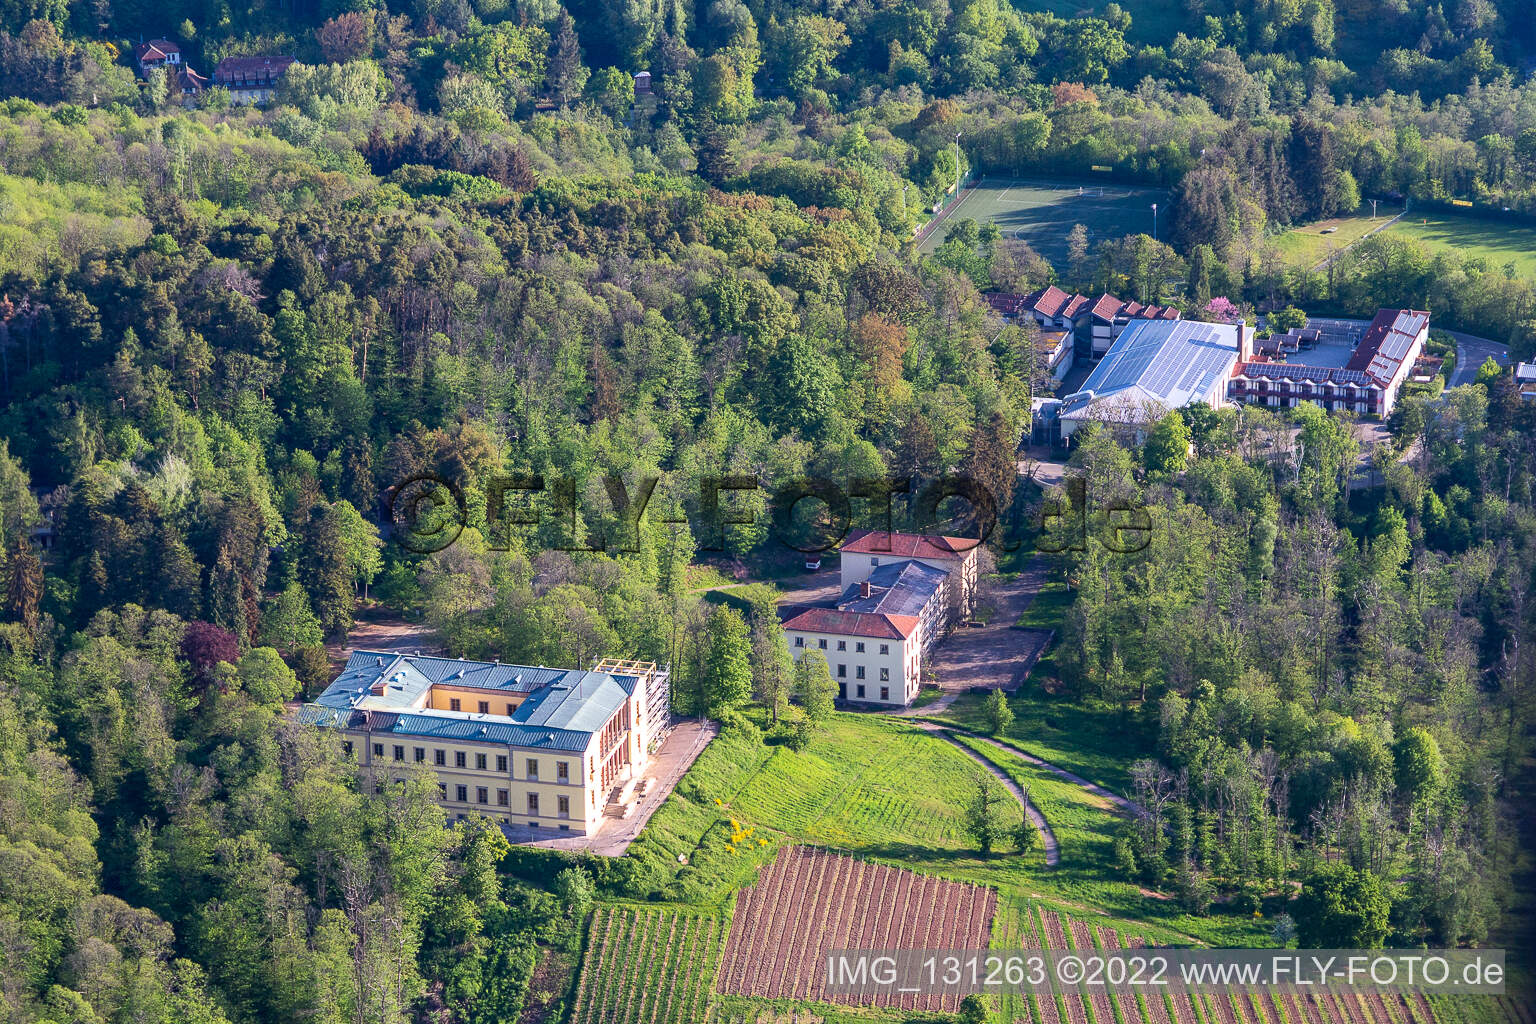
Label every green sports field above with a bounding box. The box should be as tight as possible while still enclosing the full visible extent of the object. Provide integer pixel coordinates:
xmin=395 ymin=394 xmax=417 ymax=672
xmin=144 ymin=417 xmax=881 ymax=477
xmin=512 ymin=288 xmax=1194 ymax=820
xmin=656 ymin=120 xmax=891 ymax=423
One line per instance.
xmin=918 ymin=177 xmax=1171 ymax=271
xmin=1271 ymin=206 xmax=1536 ymax=280
xmin=1387 ymin=211 xmax=1536 ymax=280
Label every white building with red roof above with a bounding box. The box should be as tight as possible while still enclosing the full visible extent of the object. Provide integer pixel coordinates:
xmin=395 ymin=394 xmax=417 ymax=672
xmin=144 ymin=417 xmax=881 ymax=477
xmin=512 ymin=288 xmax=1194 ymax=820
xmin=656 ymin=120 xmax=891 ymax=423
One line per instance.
xmin=1227 ymin=309 xmax=1428 ymax=418
xmin=133 ymin=38 xmax=182 ymax=76
xmin=778 ymin=531 xmax=980 ymax=706
xmin=838 ymin=528 xmax=978 ymax=619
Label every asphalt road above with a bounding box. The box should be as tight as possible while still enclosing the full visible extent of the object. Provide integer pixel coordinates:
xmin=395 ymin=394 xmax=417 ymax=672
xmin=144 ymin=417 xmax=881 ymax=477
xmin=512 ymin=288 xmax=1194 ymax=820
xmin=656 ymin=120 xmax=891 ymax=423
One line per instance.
xmin=1443 ymin=329 xmax=1511 ymax=387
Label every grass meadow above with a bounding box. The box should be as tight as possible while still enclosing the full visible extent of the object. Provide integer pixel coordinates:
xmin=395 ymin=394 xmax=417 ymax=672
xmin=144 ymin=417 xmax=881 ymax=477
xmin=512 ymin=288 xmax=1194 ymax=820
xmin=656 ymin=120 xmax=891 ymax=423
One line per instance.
xmin=1387 ymin=212 xmax=1536 ymax=280
xmin=1270 ymin=209 xmax=1400 ymax=269
xmin=1270 ymin=204 xmax=1536 ymax=282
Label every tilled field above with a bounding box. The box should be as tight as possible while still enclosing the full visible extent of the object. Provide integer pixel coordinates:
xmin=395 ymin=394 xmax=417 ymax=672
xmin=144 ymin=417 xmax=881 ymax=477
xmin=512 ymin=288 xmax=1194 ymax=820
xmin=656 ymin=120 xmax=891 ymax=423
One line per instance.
xmin=569 ymin=906 xmax=725 ymax=1024
xmin=715 ymin=845 xmax=997 ymax=1013
xmin=1015 ymin=908 xmax=1461 ymax=1024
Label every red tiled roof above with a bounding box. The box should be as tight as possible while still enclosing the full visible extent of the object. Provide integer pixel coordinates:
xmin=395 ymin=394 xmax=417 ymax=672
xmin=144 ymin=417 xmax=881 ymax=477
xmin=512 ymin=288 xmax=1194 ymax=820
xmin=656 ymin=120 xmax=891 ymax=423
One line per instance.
xmin=840 ymin=529 xmax=976 ymax=559
xmin=1028 ymin=285 xmax=1071 ymax=317
xmin=213 ymin=56 xmax=296 ymax=87
xmin=176 ymin=67 xmax=209 ymax=92
xmin=1346 ymin=309 xmax=1429 ymax=385
xmin=1090 ymin=293 xmax=1124 ymax=321
xmin=1088 ymin=294 xmax=1181 ymax=323
xmin=984 ymin=292 xmax=1030 ymax=315
xmin=1023 ymin=286 xmax=1096 ymax=320
xmin=988 ymin=288 xmax=1094 ymax=321
xmin=135 ymin=39 xmax=179 ymax=62
xmin=781 ymin=607 xmax=919 ymax=640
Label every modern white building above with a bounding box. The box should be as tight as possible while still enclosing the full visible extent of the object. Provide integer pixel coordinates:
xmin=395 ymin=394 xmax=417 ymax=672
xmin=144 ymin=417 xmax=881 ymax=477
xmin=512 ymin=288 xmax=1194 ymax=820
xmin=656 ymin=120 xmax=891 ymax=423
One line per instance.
xmin=1057 ymin=319 xmax=1246 ymax=439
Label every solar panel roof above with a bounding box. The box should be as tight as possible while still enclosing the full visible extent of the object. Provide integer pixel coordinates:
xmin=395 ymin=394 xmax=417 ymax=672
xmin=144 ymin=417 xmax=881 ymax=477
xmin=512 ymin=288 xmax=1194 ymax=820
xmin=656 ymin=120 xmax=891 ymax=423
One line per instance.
xmin=1060 ymin=320 xmax=1241 ymax=421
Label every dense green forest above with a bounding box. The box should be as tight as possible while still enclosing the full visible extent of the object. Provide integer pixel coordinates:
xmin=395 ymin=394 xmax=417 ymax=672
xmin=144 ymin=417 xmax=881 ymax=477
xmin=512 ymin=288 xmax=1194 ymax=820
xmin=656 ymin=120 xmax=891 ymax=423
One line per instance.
xmin=1050 ymin=387 xmax=1535 ymax=947
xmin=0 ymin=0 xmax=1533 ymax=1020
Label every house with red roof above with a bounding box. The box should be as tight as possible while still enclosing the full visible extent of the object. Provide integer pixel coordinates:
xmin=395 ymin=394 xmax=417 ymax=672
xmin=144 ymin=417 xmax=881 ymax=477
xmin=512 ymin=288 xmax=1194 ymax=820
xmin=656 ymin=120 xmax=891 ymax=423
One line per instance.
xmin=780 ymin=541 xmax=974 ymax=706
xmin=213 ymin=55 xmax=296 ymax=104
xmin=1083 ymin=293 xmax=1181 ymax=360
xmin=1227 ymin=309 xmax=1428 ymax=418
xmin=132 ymin=37 xmax=211 ymax=104
xmin=838 ymin=528 xmax=978 ymax=620
xmin=133 ymin=38 xmax=182 ymax=76
xmin=987 ymin=287 xmax=1181 ymax=369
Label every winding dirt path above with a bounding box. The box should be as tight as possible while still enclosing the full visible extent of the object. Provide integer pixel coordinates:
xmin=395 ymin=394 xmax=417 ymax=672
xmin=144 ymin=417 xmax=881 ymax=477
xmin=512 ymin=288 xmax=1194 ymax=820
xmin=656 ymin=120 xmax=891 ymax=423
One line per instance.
xmin=917 ymin=722 xmax=1061 ymax=866
xmin=936 ymin=725 xmax=1146 ymax=818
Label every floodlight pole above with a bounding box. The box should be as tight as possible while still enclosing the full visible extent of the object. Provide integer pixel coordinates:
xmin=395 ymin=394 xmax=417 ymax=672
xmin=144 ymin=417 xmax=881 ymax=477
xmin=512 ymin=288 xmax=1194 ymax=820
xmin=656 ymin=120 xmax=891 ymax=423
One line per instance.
xmin=1151 ymin=203 xmax=1159 ymax=241
xmin=954 ymin=132 xmax=963 ymax=198
xmin=1371 ymin=198 xmax=1378 ymax=219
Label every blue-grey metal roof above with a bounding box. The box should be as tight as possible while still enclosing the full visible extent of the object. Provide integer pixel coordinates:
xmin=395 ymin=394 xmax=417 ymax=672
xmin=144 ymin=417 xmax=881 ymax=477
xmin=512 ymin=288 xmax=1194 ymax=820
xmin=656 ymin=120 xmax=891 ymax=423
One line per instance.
xmin=316 ymin=651 xmax=438 ymax=711
xmin=509 ymin=671 xmax=631 ymax=732
xmin=297 ymin=703 xmax=601 ymax=751
xmin=316 ymin=650 xmax=587 ymax=712
xmin=1060 ymin=320 xmax=1240 ymax=421
xmin=836 ymin=558 xmax=947 ymax=616
xmin=371 ymin=710 xmax=596 ymax=750
xmin=306 ymin=650 xmax=633 ymax=750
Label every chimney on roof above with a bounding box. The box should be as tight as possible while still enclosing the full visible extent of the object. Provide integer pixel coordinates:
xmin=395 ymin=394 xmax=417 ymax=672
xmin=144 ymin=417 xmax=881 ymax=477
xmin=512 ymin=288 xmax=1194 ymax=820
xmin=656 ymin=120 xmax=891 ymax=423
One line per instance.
xmin=860 ymin=581 xmax=872 ymax=598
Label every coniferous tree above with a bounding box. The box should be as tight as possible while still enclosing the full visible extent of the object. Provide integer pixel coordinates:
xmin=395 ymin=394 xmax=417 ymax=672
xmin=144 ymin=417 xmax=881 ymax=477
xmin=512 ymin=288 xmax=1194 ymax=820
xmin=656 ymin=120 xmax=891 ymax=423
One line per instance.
xmin=549 ymin=11 xmax=589 ymax=108
xmin=298 ymin=506 xmax=356 ymax=638
xmin=5 ymin=537 xmax=42 ymax=634
xmin=154 ymin=523 xmax=202 ymax=620
xmin=962 ymin=411 xmax=1017 ymax=516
